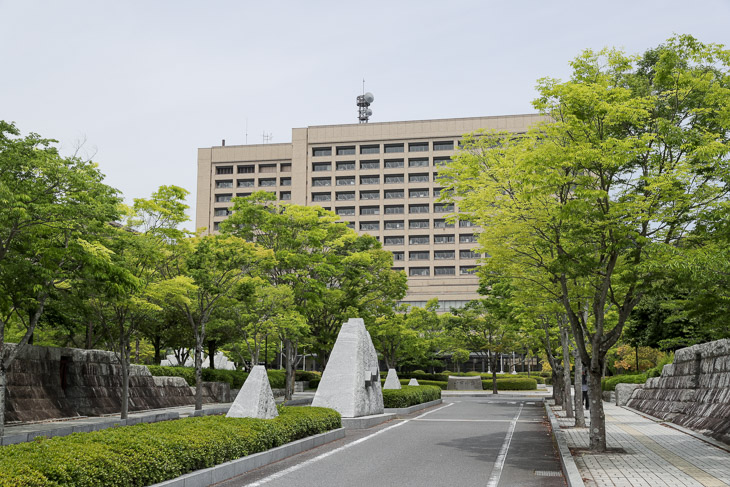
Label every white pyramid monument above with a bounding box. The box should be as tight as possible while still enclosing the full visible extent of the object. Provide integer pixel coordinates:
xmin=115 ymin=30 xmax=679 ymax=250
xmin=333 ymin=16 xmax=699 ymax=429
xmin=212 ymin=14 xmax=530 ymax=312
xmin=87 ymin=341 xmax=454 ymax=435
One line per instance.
xmin=312 ymin=318 xmax=384 ymax=417
xmin=383 ymin=368 xmax=402 ymax=389
xmin=226 ymin=365 xmax=278 ymax=419
xmin=408 ymin=378 xmax=419 ymax=386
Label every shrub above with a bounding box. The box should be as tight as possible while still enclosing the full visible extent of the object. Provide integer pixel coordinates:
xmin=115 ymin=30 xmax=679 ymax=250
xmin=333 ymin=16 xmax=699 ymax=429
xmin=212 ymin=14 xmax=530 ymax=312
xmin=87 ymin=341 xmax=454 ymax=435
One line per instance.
xmin=601 ymin=374 xmax=647 ymax=391
xmin=489 ymin=378 xmax=537 ymax=390
xmin=295 ymin=371 xmax=321 ymax=382
xmin=146 ymin=366 xmax=288 ymax=390
xmin=0 ymin=407 xmax=341 ymax=487
xmin=382 ymin=386 xmax=441 ymax=408
xmin=412 ymin=369 xmax=426 ymax=375
xmin=308 ymin=378 xmax=321 ymax=389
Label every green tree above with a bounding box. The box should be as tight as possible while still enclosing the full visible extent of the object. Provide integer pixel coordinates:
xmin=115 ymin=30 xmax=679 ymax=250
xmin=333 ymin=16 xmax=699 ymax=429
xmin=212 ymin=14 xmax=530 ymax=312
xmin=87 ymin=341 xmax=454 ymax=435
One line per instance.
xmin=440 ymin=36 xmax=730 ymax=450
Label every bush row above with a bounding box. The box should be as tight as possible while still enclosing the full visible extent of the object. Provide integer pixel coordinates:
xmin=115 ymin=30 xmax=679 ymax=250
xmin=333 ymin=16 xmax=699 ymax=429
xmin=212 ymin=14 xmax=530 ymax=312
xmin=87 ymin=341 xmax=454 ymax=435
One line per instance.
xmin=390 ymin=371 xmax=544 ymax=384
xmin=0 ymin=406 xmax=340 ymax=487
xmin=391 ymin=378 xmax=537 ymax=391
xmin=601 ymin=374 xmax=648 ymax=391
xmin=147 ymin=366 xmax=319 ymax=390
xmin=382 ymin=385 xmax=441 ymax=408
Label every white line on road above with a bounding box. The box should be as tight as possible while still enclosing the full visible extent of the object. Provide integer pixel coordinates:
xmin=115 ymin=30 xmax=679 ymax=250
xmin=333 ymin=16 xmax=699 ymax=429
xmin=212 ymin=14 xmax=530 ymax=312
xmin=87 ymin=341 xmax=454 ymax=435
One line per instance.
xmin=413 ymin=419 xmax=539 ymax=423
xmin=245 ymin=402 xmax=455 ymax=487
xmin=486 ymin=402 xmax=523 ymax=487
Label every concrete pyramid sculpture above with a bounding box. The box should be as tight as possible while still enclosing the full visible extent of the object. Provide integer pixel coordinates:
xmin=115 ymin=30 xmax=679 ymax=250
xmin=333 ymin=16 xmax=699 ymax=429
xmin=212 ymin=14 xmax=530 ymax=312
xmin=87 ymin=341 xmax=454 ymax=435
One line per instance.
xmin=383 ymin=368 xmax=402 ymax=389
xmin=226 ymin=365 xmax=278 ymax=419
xmin=408 ymin=378 xmax=419 ymax=386
xmin=312 ymin=318 xmax=384 ymax=417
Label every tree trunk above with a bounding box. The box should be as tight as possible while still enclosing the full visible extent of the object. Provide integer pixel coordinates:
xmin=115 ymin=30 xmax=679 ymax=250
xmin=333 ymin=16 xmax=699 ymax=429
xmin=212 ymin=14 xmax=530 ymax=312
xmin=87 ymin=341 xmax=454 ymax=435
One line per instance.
xmin=194 ymin=337 xmax=203 ymax=410
xmin=284 ymin=340 xmax=295 ymax=400
xmin=561 ymin=327 xmax=574 ymax=418
xmin=208 ymin=340 xmax=216 ymax=369
xmin=490 ymin=353 xmax=498 ymax=394
xmin=573 ymin=350 xmax=585 ymax=428
xmin=153 ymin=335 xmax=162 ymax=365
xmin=588 ymin=365 xmax=606 ymax=451
xmin=552 ymin=367 xmax=564 ymax=406
xmin=0 ymin=364 xmax=7 ymax=437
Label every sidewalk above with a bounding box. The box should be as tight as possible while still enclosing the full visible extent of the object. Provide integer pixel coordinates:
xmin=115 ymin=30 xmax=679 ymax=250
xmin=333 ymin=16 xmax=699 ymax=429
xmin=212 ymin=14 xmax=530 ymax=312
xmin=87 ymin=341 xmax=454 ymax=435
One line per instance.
xmin=552 ymin=402 xmax=730 ymax=486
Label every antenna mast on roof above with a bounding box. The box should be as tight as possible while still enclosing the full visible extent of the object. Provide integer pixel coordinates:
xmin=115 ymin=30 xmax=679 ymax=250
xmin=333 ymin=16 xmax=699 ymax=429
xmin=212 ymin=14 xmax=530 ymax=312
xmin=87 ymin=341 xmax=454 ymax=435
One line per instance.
xmin=262 ymin=131 xmax=273 ymax=144
xmin=357 ymin=79 xmax=374 ymax=123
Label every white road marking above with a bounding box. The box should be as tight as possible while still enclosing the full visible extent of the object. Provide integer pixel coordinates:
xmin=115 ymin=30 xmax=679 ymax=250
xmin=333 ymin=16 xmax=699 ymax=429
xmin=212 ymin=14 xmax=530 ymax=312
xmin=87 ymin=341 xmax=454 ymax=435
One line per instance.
xmin=486 ymin=403 xmax=524 ymax=487
xmin=413 ymin=419 xmax=539 ymax=423
xmin=245 ymin=402 xmax=455 ymax=486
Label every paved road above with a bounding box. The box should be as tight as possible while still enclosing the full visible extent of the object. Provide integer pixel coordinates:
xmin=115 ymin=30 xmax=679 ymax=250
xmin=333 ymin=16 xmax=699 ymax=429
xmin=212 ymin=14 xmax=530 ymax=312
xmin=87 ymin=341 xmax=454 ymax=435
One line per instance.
xmin=218 ymin=396 xmax=566 ymax=487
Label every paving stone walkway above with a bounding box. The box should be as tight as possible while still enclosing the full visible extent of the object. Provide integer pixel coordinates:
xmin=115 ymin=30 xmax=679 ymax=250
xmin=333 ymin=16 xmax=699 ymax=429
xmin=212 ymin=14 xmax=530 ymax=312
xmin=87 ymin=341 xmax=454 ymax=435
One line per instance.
xmin=553 ymin=402 xmax=730 ymax=486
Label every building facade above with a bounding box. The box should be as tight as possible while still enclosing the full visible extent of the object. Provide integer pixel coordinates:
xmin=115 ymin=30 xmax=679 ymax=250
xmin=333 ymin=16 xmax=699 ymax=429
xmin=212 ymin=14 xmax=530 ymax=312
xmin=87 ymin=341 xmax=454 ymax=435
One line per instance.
xmin=196 ymin=114 xmax=543 ymax=310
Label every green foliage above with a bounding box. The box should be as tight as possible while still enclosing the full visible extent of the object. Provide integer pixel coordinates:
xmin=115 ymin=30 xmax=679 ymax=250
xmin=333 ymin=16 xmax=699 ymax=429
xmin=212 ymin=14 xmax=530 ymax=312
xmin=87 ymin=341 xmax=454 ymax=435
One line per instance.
xmin=146 ymin=366 xmax=288 ymax=389
xmin=0 ymin=407 xmax=340 ymax=487
xmin=601 ymin=374 xmax=648 ymax=391
xmin=382 ymin=385 xmax=441 ymax=408
xmin=646 ymin=352 xmax=674 ymax=378
xmin=486 ymin=378 xmax=537 ymax=390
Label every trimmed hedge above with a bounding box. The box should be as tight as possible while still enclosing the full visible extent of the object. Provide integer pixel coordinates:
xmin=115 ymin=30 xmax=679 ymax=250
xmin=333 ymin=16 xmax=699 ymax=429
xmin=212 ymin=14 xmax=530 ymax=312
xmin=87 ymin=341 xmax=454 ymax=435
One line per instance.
xmin=0 ymin=406 xmax=340 ymax=487
xmin=382 ymin=385 xmax=441 ymax=408
xmin=601 ymin=374 xmax=647 ymax=391
xmin=397 ymin=371 xmax=544 ymax=384
xmin=146 ymin=366 xmax=290 ymax=389
xmin=392 ymin=378 xmax=537 ymax=391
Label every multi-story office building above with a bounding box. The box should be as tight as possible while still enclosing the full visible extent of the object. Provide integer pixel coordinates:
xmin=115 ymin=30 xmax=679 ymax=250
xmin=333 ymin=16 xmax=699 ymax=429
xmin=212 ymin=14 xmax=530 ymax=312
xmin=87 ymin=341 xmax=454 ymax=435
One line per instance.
xmin=196 ymin=114 xmax=543 ymax=310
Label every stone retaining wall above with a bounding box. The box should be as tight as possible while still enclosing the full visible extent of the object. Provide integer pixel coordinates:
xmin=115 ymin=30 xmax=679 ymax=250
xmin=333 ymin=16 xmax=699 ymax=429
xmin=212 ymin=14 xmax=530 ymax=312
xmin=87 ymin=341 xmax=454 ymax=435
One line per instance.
xmin=627 ymin=338 xmax=730 ymax=445
xmin=3 ymin=344 xmax=226 ymax=423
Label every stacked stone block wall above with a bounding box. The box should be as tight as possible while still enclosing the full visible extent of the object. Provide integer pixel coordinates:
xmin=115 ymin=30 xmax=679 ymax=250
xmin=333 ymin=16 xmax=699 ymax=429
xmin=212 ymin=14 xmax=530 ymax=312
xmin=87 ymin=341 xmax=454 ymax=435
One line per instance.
xmin=627 ymin=338 xmax=730 ymax=445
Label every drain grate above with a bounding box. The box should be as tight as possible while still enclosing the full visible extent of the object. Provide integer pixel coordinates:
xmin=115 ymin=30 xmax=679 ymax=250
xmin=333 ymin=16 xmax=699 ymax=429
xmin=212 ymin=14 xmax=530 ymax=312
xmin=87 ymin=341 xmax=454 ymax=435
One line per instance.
xmin=535 ymin=470 xmax=563 ymax=477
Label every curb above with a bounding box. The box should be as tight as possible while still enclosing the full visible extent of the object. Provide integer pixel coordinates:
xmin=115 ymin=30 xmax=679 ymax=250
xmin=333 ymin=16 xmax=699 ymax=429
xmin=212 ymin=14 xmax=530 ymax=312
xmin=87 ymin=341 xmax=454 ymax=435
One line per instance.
xmin=341 ymin=413 xmax=396 ymax=429
xmin=543 ymin=399 xmax=585 ymax=487
xmin=384 ymin=398 xmax=443 ymax=417
xmin=150 ymin=427 xmax=346 ymax=487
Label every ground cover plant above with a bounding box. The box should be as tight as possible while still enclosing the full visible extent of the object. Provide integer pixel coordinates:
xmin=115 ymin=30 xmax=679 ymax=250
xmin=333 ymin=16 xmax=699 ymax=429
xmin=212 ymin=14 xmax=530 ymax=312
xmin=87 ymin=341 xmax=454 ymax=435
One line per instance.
xmin=0 ymin=406 xmax=340 ymax=487
xmin=382 ymin=385 xmax=441 ymax=408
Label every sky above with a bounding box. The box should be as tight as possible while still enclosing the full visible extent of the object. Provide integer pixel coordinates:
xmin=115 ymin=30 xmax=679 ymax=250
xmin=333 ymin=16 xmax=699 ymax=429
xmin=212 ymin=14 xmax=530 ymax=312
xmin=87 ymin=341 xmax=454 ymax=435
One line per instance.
xmin=2 ymin=0 xmax=729 ymax=230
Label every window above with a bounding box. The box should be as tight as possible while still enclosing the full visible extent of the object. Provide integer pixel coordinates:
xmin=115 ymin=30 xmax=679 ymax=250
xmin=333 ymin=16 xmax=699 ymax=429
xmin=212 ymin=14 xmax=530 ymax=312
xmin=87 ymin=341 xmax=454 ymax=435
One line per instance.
xmin=312 ymin=192 xmax=331 ymax=202
xmin=385 ymin=174 xmax=404 ymax=184
xmin=385 ymin=220 xmax=404 ymax=230
xmin=460 ymin=234 xmax=477 ymax=243
xmin=434 ymin=266 xmax=456 ymax=275
xmin=384 ymin=236 xmax=404 ymax=246
xmin=385 ymin=189 xmax=405 ymax=199
xmin=434 ymin=203 xmax=454 ymax=213
xmin=459 ymin=220 xmax=476 ymax=228
xmin=409 ymin=142 xmax=429 ymax=152
xmin=280 ymin=191 xmax=291 ymax=200
xmin=313 ymin=177 xmax=332 ymax=187
xmin=238 ymin=179 xmax=254 ymax=188
xmin=361 ymin=175 xmax=380 ymax=185
xmin=215 ymin=194 xmax=232 ymax=203
xmin=434 ymin=235 xmax=455 ymax=244
xmin=216 ymin=166 xmax=233 ymax=175
xmin=213 ymin=222 xmax=220 ymax=231
xmin=433 ymin=188 xmax=443 ymax=197
xmin=409 ymin=236 xmax=429 ymax=245
xmin=360 ymin=190 xmax=380 ymax=200
xmin=238 ymin=165 xmax=254 ymax=174
xmin=214 ymin=208 xmax=230 ymax=217
xmin=460 ymin=250 xmax=480 ymax=259
xmin=336 ymin=207 xmax=355 ymax=216
xmin=280 ymin=163 xmax=292 ymax=172
xmin=409 ymin=189 xmax=429 ymax=198
xmin=313 ymin=162 xmax=331 ymax=172
xmin=409 ymin=251 xmax=430 ymax=260
xmin=433 ymin=141 xmax=454 ymax=151
xmin=337 ymin=161 xmax=356 ymax=171
xmin=336 ymin=176 xmax=355 ymax=186
xmin=360 ymin=206 xmax=380 ymax=215
xmin=434 ymin=250 xmax=455 ymax=259
xmin=346 ymin=222 xmax=355 ymax=229
xmin=336 ymin=191 xmax=355 ymax=201
xmin=434 ymin=219 xmax=455 ymax=228
xmin=460 ymin=266 xmax=477 ymax=275
xmin=259 ymin=178 xmax=276 ymax=187
xmin=385 ymin=159 xmax=405 ymax=169
xmin=392 ymin=251 xmax=404 ymax=261
xmin=384 ymin=143 xmax=404 ymax=153
xmin=216 ymin=180 xmax=233 ymax=189
xmin=236 ymin=192 xmax=251 ymax=198
xmin=259 ymin=164 xmax=276 ymax=173
xmin=360 ymin=221 xmax=380 ymax=231
xmin=313 ymin=147 xmax=332 ymax=157
xmin=280 ymin=177 xmax=291 ymax=186
xmin=392 ymin=267 xmax=404 ymax=272
xmin=384 ymin=205 xmax=404 ymax=214
xmin=409 ymin=158 xmax=429 ymax=168
xmin=360 ymin=160 xmax=380 ymax=170
xmin=409 ymin=219 xmax=429 ymax=229
xmin=336 ymin=146 xmax=355 ymax=155
xmin=409 ymin=173 xmax=429 ymax=183
xmin=433 ymin=157 xmax=451 ymax=167
xmin=409 ymin=267 xmax=430 ymax=276
xmin=409 ymin=204 xmax=429 ymax=214
xmin=360 ymin=145 xmax=380 ymax=154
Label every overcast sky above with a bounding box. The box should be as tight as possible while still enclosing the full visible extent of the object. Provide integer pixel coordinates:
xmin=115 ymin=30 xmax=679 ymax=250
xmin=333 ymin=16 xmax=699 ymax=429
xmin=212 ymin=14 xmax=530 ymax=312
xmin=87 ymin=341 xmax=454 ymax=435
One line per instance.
xmin=2 ymin=0 xmax=729 ymax=230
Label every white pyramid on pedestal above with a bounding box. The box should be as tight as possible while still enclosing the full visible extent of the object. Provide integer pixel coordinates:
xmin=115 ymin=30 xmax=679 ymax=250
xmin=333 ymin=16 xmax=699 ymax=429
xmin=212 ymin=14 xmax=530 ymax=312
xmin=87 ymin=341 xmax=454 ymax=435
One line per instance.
xmin=383 ymin=369 xmax=402 ymax=389
xmin=226 ymin=365 xmax=278 ymax=419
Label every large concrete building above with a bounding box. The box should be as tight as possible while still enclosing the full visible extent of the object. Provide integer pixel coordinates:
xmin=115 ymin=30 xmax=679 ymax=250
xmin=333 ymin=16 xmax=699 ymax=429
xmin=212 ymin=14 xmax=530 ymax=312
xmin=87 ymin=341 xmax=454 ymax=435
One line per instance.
xmin=196 ymin=114 xmax=542 ymax=310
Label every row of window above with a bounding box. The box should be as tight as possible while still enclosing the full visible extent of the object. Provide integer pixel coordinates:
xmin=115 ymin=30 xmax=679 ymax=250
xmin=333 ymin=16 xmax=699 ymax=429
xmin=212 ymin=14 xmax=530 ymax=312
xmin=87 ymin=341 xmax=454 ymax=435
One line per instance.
xmin=392 ymin=266 xmax=477 ymax=277
xmin=311 ymin=190 xmax=460 ymax=203
xmin=312 ymin=174 xmax=441 ymax=186
xmin=354 ymin=220 xmax=473 ymax=231
xmin=215 ymin=192 xmax=291 ymax=203
xmin=313 ymin=141 xmax=454 ymax=157
xmin=215 ymin=163 xmax=292 ymax=175
xmin=391 ymin=249 xmax=479 ymax=260
xmin=382 ymin=236 xmax=481 ymax=251
xmin=216 ymin=177 xmax=291 ymax=189
xmin=313 ymin=159 xmax=450 ymax=172
xmin=335 ymin=204 xmax=455 ymax=216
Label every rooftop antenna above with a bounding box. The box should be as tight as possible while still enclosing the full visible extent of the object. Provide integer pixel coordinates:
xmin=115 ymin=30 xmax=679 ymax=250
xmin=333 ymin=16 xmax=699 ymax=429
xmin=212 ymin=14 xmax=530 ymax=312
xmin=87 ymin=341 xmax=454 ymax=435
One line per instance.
xmin=357 ymin=79 xmax=374 ymax=123
xmin=262 ymin=131 xmax=273 ymax=144
xmin=245 ymin=118 xmax=248 ymax=145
